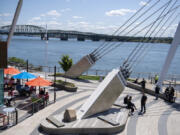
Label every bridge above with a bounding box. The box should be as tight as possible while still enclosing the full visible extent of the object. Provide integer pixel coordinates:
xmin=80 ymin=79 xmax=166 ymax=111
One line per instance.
xmin=0 ymin=25 xmax=125 ymax=41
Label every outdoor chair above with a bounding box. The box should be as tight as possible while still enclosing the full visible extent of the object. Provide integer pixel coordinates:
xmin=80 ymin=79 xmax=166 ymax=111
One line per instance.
xmin=0 ymin=113 xmax=8 ymax=127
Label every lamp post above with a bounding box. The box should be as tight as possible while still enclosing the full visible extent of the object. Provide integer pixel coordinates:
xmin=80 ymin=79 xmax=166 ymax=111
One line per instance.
xmin=45 ymin=24 xmax=48 ymax=79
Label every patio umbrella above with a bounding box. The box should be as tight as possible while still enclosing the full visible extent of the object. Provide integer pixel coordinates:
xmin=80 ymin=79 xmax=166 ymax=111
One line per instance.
xmin=13 ymin=72 xmax=37 ymax=79
xmin=25 ymin=76 xmax=52 ymax=86
xmin=4 ymin=67 xmax=20 ymax=75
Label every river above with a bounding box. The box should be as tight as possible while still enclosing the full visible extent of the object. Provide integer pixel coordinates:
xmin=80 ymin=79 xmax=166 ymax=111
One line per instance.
xmin=7 ymin=36 xmax=180 ymax=76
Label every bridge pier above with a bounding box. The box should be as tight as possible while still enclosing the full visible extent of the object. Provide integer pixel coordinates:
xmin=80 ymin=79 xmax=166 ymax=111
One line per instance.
xmin=91 ymin=36 xmax=100 ymax=41
xmin=105 ymin=37 xmax=113 ymax=41
xmin=41 ymin=34 xmax=45 ymax=40
xmin=77 ymin=35 xmax=85 ymax=41
xmin=60 ymin=35 xmax=68 ymax=41
xmin=41 ymin=34 xmax=49 ymax=40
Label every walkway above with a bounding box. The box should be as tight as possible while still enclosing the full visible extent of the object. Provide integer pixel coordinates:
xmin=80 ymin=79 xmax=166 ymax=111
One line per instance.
xmin=1 ymin=78 xmax=180 ymax=135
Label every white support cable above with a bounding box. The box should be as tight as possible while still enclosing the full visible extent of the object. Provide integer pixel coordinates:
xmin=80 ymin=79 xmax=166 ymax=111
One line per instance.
xmin=125 ymin=0 xmax=174 ymax=63
xmin=131 ymin=11 xmax=179 ymax=71
xmin=128 ymin=0 xmax=177 ymax=66
xmin=91 ymin=0 xmax=153 ymax=56
xmin=96 ymin=1 xmax=180 ymax=60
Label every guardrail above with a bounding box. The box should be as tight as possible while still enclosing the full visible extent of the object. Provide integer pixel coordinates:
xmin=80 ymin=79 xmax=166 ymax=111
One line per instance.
xmin=11 ymin=64 xmax=180 ymax=81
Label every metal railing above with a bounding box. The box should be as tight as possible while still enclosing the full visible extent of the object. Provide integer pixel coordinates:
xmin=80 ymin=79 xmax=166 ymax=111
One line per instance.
xmin=10 ymin=63 xmax=180 ymax=82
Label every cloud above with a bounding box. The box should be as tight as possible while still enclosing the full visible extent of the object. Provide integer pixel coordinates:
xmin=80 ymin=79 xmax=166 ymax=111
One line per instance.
xmin=106 ymin=9 xmax=136 ymax=16
xmin=47 ymin=10 xmax=61 ymax=17
xmin=0 ymin=13 xmax=11 ymax=17
xmin=31 ymin=17 xmax=41 ymax=21
xmin=61 ymin=8 xmax=71 ymax=12
xmin=72 ymin=16 xmax=83 ymax=19
xmin=0 ymin=20 xmax=11 ymax=26
xmin=139 ymin=1 xmax=148 ymax=6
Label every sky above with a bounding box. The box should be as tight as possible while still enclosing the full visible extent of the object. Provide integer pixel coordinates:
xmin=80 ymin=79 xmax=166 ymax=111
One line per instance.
xmin=0 ymin=0 xmax=180 ymax=36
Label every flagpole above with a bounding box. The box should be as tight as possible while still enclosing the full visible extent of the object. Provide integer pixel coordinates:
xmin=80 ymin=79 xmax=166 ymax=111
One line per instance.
xmin=45 ymin=24 xmax=48 ymax=79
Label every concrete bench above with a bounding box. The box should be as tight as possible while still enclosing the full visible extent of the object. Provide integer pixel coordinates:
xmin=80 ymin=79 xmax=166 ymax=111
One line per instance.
xmin=46 ymin=116 xmax=65 ymax=127
xmin=98 ymin=115 xmax=120 ymax=126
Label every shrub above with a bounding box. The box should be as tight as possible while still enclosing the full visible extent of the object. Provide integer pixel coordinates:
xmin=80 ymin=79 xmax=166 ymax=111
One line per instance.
xmin=58 ymin=55 xmax=73 ymax=73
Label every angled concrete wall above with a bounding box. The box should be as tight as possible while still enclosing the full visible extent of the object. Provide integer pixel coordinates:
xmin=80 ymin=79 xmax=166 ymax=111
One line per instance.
xmin=77 ymin=69 xmax=126 ymax=119
xmin=66 ymin=55 xmax=95 ymax=78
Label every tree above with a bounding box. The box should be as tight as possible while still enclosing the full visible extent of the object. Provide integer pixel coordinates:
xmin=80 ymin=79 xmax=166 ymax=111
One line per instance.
xmin=59 ymin=55 xmax=73 ymax=81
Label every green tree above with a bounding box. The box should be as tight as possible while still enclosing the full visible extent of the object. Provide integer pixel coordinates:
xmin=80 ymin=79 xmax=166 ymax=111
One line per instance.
xmin=59 ymin=55 xmax=73 ymax=81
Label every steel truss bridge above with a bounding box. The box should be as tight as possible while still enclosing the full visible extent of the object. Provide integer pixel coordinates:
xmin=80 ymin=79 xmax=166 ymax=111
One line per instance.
xmin=0 ymin=25 xmax=126 ymax=41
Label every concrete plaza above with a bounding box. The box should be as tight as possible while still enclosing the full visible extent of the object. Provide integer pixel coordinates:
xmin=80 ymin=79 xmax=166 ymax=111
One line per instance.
xmin=1 ymin=74 xmax=180 ymax=135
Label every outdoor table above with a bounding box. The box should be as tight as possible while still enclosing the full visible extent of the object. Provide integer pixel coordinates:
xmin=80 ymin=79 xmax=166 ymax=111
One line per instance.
xmin=3 ymin=107 xmax=16 ymax=126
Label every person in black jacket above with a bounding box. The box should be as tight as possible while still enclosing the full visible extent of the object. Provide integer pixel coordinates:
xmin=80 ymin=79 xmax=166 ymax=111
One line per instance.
xmin=127 ymin=96 xmax=137 ymax=115
xmin=155 ymin=85 xmax=160 ymax=100
xmin=140 ymin=93 xmax=147 ymax=114
xmin=141 ymin=78 xmax=146 ymax=90
xmin=124 ymin=95 xmax=129 ymax=105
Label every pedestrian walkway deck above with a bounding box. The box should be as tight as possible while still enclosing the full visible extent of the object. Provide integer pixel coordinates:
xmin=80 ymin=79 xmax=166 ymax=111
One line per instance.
xmin=1 ymin=77 xmax=180 ymax=135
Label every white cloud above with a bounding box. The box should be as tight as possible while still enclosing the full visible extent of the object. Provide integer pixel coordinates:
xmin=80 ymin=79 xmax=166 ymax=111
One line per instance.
xmin=40 ymin=14 xmax=46 ymax=17
xmin=0 ymin=13 xmax=11 ymax=17
xmin=61 ymin=8 xmax=71 ymax=12
xmin=47 ymin=10 xmax=61 ymax=17
xmin=0 ymin=20 xmax=11 ymax=26
xmin=106 ymin=9 xmax=136 ymax=16
xmin=139 ymin=1 xmax=148 ymax=6
xmin=31 ymin=17 xmax=41 ymax=21
xmin=72 ymin=16 xmax=83 ymax=19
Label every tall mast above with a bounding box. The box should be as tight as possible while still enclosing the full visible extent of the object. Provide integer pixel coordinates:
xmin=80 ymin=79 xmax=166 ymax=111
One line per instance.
xmin=157 ymin=22 xmax=180 ymax=90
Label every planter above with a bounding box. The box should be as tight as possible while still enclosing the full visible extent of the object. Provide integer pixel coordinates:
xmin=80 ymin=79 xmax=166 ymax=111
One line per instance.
xmin=55 ymin=83 xmax=77 ymax=92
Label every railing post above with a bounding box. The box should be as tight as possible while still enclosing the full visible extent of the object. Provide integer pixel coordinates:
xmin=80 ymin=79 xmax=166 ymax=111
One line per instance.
xmin=32 ymin=103 xmax=34 ymax=115
xmin=37 ymin=102 xmax=39 ymax=112
xmin=43 ymin=97 xmax=45 ymax=108
xmin=15 ymin=108 xmax=18 ymax=125
xmin=54 ymin=66 xmax=56 ymax=103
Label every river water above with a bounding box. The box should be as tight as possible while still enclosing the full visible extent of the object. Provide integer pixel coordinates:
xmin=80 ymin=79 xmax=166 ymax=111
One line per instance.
xmin=7 ymin=36 xmax=180 ymax=76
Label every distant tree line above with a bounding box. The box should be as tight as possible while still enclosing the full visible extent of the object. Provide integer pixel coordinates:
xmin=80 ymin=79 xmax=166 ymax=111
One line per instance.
xmin=111 ymin=36 xmax=173 ymax=44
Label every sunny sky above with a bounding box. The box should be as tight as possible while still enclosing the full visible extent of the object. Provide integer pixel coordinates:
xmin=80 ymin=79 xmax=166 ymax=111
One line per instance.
xmin=0 ymin=0 xmax=180 ymax=36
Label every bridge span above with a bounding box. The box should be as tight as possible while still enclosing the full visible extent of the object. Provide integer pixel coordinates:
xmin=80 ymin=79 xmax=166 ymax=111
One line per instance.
xmin=0 ymin=25 xmax=125 ymax=41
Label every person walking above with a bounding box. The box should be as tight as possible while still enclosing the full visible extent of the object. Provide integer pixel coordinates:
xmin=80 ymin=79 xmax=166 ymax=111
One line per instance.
xmin=140 ymin=93 xmax=147 ymax=114
xmin=154 ymin=74 xmax=159 ymax=84
xmin=141 ymin=78 xmax=146 ymax=90
xmin=155 ymin=85 xmax=160 ymax=100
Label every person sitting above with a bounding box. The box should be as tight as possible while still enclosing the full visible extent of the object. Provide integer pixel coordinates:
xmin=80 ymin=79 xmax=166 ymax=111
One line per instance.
xmin=165 ymin=87 xmax=170 ymax=101
xmin=4 ymin=77 xmax=8 ymax=90
xmin=127 ymin=96 xmax=137 ymax=115
xmin=124 ymin=95 xmax=129 ymax=105
xmin=169 ymin=87 xmax=175 ymax=103
xmin=24 ymin=85 xmax=30 ymax=96
xmin=133 ymin=78 xmax=139 ymax=84
xmin=39 ymin=88 xmax=45 ymax=98
xmin=44 ymin=92 xmax=49 ymax=105
xmin=8 ymin=90 xmax=14 ymax=97
xmin=30 ymin=86 xmax=36 ymax=94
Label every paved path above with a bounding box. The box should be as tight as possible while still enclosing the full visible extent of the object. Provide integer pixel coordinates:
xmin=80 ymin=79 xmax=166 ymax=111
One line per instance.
xmin=1 ymin=78 xmax=180 ymax=135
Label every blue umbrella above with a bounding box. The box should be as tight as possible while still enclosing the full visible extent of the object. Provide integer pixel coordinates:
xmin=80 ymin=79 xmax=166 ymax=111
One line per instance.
xmin=13 ymin=72 xmax=37 ymax=79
